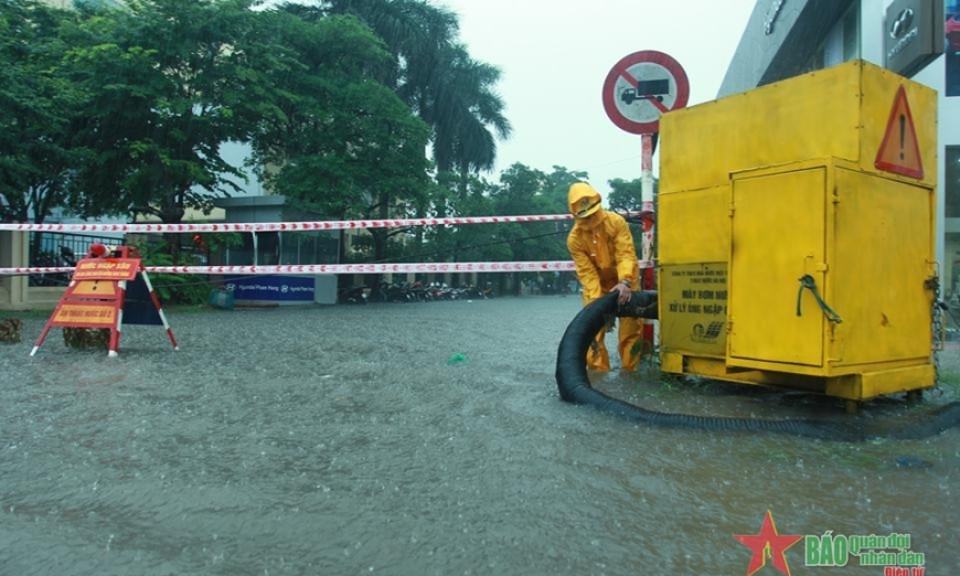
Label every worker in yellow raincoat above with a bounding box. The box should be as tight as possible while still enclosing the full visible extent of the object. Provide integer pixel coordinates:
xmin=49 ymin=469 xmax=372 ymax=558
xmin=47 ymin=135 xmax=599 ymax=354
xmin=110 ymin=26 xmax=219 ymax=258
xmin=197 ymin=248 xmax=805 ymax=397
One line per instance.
xmin=566 ymin=182 xmax=643 ymax=372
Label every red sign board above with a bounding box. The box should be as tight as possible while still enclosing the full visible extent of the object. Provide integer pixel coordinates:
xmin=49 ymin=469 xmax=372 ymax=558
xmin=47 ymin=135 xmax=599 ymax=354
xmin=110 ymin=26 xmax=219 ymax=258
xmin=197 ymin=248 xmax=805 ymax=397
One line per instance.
xmin=51 ymin=304 xmax=118 ymax=326
xmin=602 ymin=50 xmax=690 ymax=134
xmin=47 ymin=265 xmax=127 ymax=333
xmin=73 ymin=257 xmax=140 ymax=281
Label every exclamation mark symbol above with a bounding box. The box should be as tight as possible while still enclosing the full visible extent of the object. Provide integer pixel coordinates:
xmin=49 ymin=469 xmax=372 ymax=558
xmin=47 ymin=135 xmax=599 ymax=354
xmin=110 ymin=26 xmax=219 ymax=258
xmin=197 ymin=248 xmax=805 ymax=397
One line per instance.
xmin=899 ymin=114 xmax=906 ymax=160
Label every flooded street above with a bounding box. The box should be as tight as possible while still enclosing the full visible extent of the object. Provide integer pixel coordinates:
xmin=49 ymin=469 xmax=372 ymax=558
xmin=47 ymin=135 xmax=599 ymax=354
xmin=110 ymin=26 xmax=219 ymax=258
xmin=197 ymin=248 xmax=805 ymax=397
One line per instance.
xmin=1 ymin=295 xmax=958 ymax=576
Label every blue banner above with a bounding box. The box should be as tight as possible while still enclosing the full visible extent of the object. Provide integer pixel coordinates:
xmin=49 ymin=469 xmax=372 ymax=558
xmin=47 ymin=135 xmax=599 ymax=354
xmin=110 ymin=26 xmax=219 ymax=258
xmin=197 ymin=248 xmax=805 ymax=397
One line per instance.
xmin=225 ymin=276 xmax=316 ymax=303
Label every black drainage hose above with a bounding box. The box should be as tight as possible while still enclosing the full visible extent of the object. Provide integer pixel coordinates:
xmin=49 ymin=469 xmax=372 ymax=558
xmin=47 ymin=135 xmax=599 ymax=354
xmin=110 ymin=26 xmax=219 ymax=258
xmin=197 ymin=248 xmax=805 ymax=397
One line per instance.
xmin=555 ymin=292 xmax=960 ymax=441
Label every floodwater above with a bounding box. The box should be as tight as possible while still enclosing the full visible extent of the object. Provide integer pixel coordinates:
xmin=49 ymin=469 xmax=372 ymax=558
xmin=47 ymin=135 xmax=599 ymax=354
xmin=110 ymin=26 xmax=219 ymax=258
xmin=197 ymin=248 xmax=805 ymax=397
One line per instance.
xmin=1 ymin=295 xmax=958 ymax=576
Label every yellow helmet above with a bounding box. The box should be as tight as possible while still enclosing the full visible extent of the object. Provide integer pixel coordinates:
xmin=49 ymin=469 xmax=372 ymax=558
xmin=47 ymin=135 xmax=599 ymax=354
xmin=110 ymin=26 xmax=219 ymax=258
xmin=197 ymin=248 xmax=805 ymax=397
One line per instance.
xmin=568 ymin=182 xmax=602 ymax=218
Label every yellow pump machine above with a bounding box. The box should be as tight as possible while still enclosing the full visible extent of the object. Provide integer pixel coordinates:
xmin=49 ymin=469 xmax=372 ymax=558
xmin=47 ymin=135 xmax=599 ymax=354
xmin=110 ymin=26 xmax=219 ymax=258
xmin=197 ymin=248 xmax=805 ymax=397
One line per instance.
xmin=657 ymin=60 xmax=938 ymax=407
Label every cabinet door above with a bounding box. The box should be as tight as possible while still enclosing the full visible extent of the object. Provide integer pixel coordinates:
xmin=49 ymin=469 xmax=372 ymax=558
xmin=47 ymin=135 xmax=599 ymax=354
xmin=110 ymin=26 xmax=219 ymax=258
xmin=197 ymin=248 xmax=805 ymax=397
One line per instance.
xmin=831 ymin=169 xmax=932 ymax=365
xmin=730 ymin=168 xmax=826 ymax=366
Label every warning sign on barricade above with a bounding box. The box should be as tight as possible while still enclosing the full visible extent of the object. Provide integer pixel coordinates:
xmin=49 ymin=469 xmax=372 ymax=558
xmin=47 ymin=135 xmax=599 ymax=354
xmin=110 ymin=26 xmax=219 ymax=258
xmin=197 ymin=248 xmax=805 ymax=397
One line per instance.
xmin=30 ymin=244 xmax=178 ymax=357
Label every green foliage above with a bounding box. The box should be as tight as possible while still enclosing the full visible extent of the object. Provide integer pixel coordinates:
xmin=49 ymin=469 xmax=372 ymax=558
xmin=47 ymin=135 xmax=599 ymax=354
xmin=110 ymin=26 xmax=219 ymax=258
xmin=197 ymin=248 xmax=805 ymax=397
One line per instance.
xmin=321 ymin=0 xmax=511 ymax=182
xmin=250 ymin=10 xmax=431 ymax=263
xmin=413 ymin=164 xmax=597 ymax=268
xmin=64 ymin=0 xmax=289 ymax=223
xmin=130 ymin=238 xmax=212 ymax=305
xmin=2 ymin=0 xmax=636 ymax=279
xmin=608 ymin=177 xmax=658 ymax=213
xmin=427 ymin=45 xmax=512 ymax=178
xmin=0 ymin=0 xmax=87 ymax=224
xmin=488 ymin=164 xmax=570 ymax=262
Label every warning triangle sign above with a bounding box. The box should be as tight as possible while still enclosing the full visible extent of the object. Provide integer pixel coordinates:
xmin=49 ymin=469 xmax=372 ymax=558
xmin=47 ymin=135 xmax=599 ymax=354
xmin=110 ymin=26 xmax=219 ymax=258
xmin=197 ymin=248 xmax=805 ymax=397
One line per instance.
xmin=874 ymin=85 xmax=923 ymax=180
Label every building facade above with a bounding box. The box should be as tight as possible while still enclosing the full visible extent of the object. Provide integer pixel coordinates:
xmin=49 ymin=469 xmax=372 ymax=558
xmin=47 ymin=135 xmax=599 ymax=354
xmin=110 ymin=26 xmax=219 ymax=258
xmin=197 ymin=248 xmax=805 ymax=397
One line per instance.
xmin=720 ymin=0 xmax=960 ymax=298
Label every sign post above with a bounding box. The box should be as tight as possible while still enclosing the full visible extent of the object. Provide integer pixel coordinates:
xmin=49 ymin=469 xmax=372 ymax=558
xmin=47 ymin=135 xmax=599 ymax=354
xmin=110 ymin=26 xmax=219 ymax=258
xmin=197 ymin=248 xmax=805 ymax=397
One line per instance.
xmin=603 ymin=50 xmax=689 ymax=355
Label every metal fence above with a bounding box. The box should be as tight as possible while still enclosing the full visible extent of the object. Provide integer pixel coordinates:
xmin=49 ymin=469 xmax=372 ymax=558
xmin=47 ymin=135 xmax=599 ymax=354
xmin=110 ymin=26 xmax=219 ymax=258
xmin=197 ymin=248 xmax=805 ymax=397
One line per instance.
xmin=28 ymin=231 xmax=126 ymax=286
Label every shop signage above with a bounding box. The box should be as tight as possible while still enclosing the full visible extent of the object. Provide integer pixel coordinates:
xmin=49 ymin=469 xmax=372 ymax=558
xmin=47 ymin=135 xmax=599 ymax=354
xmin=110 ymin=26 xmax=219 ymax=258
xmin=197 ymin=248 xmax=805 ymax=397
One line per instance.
xmin=884 ymin=0 xmax=945 ymax=77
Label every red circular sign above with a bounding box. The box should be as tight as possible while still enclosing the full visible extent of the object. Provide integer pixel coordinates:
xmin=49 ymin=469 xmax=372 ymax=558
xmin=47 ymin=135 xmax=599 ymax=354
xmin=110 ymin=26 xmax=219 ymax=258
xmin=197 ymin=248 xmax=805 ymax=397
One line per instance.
xmin=602 ymin=50 xmax=690 ymax=134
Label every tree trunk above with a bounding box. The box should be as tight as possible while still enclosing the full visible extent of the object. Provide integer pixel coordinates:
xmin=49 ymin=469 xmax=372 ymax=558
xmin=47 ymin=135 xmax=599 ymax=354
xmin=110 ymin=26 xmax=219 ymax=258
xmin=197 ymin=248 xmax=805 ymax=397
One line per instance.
xmin=457 ymin=158 xmax=469 ymax=197
xmin=159 ymin=190 xmax=188 ymax=260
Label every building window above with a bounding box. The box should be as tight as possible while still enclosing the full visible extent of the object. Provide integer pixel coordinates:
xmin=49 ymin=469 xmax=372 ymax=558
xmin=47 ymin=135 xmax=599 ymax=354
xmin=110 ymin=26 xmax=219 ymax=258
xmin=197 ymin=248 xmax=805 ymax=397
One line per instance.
xmin=226 ymin=231 xmax=339 ymax=266
xmin=946 ymin=146 xmax=960 ymax=218
xmin=948 ymin=8 xmax=960 ymax=96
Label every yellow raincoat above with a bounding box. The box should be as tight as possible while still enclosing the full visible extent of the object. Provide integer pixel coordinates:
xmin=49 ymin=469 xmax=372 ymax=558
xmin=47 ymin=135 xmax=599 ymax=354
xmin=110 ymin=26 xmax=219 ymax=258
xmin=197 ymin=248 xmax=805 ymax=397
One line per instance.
xmin=566 ymin=183 xmax=643 ymax=371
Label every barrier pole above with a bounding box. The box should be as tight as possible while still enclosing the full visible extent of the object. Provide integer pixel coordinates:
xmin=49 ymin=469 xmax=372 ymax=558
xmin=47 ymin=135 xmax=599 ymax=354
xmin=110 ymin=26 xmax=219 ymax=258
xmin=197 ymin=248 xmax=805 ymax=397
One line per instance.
xmin=139 ymin=268 xmax=179 ymax=350
xmin=640 ymin=133 xmax=657 ymax=354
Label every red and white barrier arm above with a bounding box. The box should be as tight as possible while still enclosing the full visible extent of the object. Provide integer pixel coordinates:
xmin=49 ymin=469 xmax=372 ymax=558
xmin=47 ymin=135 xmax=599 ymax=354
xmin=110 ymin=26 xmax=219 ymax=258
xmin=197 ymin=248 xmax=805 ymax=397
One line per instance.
xmin=1 ymin=259 xmax=658 ymax=276
xmin=0 ymin=214 xmax=572 ymax=234
xmin=2 ymin=266 xmax=77 ymax=275
xmin=0 ymin=211 xmax=648 ymax=234
xmin=146 ymin=261 xmax=581 ymax=275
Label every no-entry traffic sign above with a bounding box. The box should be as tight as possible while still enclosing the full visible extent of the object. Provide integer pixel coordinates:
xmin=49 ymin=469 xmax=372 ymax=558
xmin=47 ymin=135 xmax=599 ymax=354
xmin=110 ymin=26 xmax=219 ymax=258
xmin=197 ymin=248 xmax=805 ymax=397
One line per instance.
xmin=603 ymin=50 xmax=689 ymax=134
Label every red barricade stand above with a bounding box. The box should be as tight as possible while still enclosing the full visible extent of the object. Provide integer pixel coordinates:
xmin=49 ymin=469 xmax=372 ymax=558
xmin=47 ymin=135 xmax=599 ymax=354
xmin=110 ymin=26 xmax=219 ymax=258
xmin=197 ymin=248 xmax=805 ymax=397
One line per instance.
xmin=30 ymin=244 xmax=179 ymax=357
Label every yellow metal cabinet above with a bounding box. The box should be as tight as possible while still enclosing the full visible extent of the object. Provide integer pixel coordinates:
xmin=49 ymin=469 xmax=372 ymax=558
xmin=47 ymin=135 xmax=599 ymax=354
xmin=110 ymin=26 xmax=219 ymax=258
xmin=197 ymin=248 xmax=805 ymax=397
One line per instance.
xmin=657 ymin=60 xmax=937 ymax=401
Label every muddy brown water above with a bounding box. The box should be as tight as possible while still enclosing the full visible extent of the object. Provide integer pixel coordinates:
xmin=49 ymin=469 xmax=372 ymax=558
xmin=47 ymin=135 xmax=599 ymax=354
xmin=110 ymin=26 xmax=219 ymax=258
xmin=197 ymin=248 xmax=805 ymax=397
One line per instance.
xmin=1 ymin=296 xmax=958 ymax=576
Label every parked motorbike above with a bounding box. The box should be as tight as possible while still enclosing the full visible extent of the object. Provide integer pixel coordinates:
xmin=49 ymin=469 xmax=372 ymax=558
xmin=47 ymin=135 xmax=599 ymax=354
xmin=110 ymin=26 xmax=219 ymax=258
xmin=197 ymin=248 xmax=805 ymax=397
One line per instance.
xmin=338 ymin=285 xmax=368 ymax=304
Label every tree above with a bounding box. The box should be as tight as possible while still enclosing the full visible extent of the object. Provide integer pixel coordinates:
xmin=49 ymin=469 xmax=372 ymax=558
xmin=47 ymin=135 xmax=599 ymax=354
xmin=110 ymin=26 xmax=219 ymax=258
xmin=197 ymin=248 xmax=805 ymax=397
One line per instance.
xmin=423 ymin=170 xmax=494 ymax=264
xmin=607 ymin=177 xmax=648 ymax=213
xmin=65 ymin=0 xmax=285 ymax=225
xmin=455 ymin=164 xmax=562 ymax=290
xmin=320 ymin=0 xmax=459 ymax=93
xmin=251 ymin=8 xmax=430 ymax=264
xmin=607 ymin=177 xmax=652 ymax=259
xmin=427 ymin=45 xmax=511 ymax=186
xmin=321 ymin=0 xmax=511 ymax=187
xmin=0 ymin=0 xmax=85 ymax=225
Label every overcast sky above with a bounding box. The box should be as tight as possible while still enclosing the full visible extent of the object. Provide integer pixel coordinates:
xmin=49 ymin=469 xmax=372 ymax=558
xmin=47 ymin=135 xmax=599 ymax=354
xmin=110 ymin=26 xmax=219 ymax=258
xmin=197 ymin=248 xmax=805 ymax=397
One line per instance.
xmin=437 ymin=0 xmax=757 ymax=198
